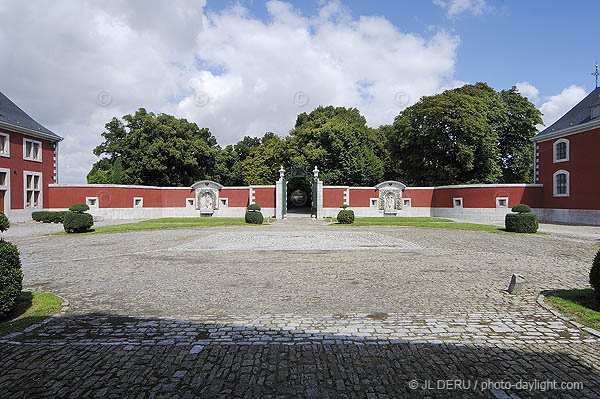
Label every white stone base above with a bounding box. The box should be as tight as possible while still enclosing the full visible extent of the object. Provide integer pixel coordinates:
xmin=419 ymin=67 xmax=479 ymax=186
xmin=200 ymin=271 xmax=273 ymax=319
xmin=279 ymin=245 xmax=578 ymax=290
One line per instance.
xmin=533 ymin=208 xmax=600 ymax=226
xmin=3 ymin=209 xmax=36 ymax=223
xmin=431 ymin=207 xmax=512 ymax=223
xmin=320 ymin=207 xmax=432 ymax=219
xmin=44 ymin=207 xmax=277 ymax=221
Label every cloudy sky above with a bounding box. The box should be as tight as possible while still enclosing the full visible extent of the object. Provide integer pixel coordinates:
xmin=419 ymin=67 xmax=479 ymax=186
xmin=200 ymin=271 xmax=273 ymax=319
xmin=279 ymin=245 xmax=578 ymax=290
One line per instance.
xmin=0 ymin=0 xmax=598 ymax=183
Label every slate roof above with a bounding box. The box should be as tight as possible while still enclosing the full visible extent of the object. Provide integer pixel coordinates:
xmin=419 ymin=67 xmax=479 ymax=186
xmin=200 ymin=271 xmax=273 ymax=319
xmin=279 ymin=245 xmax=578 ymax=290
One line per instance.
xmin=535 ymin=86 xmax=600 ymax=140
xmin=0 ymin=90 xmax=62 ymax=141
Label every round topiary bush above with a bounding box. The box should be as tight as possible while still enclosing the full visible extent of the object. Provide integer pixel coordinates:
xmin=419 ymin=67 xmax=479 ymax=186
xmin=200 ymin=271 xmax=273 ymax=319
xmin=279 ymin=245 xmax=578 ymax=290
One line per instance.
xmin=0 ymin=210 xmax=9 ymax=233
xmin=511 ymin=204 xmax=532 ymax=214
xmin=590 ymin=249 xmax=600 ymax=304
xmin=337 ymin=209 xmax=355 ymax=224
xmin=69 ymin=203 xmax=90 ymax=213
xmin=247 ymin=203 xmax=261 ymax=211
xmin=505 ymin=213 xmax=538 ymax=233
xmin=0 ymin=237 xmax=22 ymax=318
xmin=63 ymin=211 xmax=94 ymax=233
xmin=245 ymin=210 xmax=264 ymax=224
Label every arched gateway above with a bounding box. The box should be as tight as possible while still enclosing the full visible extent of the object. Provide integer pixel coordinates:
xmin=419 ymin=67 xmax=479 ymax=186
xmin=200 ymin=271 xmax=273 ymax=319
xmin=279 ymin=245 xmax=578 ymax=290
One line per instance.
xmin=276 ymin=164 xmax=322 ymax=219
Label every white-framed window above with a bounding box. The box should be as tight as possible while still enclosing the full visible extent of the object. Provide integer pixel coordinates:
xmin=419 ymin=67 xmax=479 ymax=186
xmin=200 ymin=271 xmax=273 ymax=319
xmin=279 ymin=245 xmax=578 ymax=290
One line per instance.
xmin=0 ymin=133 xmax=9 ymax=157
xmin=0 ymin=168 xmax=9 ymax=212
xmin=24 ymin=171 xmax=42 ymax=208
xmin=220 ymin=198 xmax=228 ymax=207
xmin=23 ymin=138 xmax=42 ymax=162
xmin=186 ymin=198 xmax=195 ymax=208
xmin=496 ymin=197 xmax=509 ymax=208
xmin=370 ymin=198 xmax=378 ymax=207
xmin=553 ymin=138 xmax=569 ymax=163
xmin=133 ymin=197 xmax=143 ymax=208
xmin=403 ymin=198 xmax=412 ymax=207
xmin=553 ymin=170 xmax=570 ymax=197
xmin=453 ymin=197 xmax=463 ymax=208
xmin=86 ymin=197 xmax=99 ymax=209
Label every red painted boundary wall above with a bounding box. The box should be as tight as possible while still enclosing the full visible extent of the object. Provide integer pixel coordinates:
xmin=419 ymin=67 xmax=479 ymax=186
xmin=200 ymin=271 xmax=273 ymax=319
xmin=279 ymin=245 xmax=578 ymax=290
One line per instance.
xmin=48 ymin=183 xmax=544 ymax=210
xmin=0 ymin=128 xmax=56 ymax=210
xmin=430 ymin=186 xmax=543 ymax=208
xmin=48 ymin=186 xmax=276 ymax=209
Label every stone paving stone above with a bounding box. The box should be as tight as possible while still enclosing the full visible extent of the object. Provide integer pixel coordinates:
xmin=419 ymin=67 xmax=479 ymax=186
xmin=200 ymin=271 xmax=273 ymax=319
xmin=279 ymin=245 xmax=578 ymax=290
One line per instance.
xmin=1 ymin=220 xmax=599 ymax=397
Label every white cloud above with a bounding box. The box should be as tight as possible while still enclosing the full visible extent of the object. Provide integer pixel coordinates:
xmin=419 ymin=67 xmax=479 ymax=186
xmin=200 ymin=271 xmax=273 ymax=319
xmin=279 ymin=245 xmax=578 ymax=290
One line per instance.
xmin=515 ymin=81 xmax=540 ymax=103
xmin=0 ymin=1 xmax=460 ymax=183
xmin=538 ymin=85 xmax=587 ymax=129
xmin=433 ymin=0 xmax=488 ymax=18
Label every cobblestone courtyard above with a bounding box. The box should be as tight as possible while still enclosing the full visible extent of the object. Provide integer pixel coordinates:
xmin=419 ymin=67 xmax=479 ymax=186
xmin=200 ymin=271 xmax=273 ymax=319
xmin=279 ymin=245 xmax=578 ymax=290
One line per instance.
xmin=1 ymin=219 xmax=600 ymax=398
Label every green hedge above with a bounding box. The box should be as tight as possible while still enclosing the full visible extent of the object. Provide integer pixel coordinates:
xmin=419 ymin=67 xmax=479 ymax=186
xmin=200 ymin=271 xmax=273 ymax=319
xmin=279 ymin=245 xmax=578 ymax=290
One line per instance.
xmin=69 ymin=203 xmax=90 ymax=213
xmin=245 ymin=210 xmax=264 ymax=224
xmin=0 ymin=240 xmax=23 ymax=318
xmin=505 ymin=213 xmax=538 ymax=233
xmin=337 ymin=209 xmax=355 ymax=224
xmin=590 ymin=250 xmax=600 ymax=304
xmin=0 ymin=211 xmax=8 ymax=232
xmin=63 ymin=211 xmax=94 ymax=233
xmin=247 ymin=203 xmax=261 ymax=211
xmin=32 ymin=211 xmax=69 ymax=224
xmin=511 ymin=204 xmax=532 ymax=214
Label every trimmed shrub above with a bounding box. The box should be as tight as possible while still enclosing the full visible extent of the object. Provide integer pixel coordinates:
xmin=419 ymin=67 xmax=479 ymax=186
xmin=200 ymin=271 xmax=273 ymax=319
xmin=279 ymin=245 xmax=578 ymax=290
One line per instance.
xmin=63 ymin=211 xmax=94 ymax=233
xmin=590 ymin=250 xmax=600 ymax=304
xmin=69 ymin=203 xmax=90 ymax=213
xmin=247 ymin=203 xmax=261 ymax=211
xmin=511 ymin=204 xmax=532 ymax=214
xmin=245 ymin=210 xmax=264 ymax=224
xmin=32 ymin=211 xmax=69 ymax=223
xmin=0 ymin=239 xmax=22 ymax=318
xmin=337 ymin=209 xmax=355 ymax=224
xmin=0 ymin=210 xmax=9 ymax=233
xmin=505 ymin=213 xmax=538 ymax=233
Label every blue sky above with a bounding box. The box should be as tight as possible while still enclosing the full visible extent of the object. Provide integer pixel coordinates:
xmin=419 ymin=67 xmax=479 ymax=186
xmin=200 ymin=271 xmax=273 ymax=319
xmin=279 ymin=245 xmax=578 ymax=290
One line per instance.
xmin=1 ymin=0 xmax=598 ymax=183
xmin=222 ymin=0 xmax=600 ymax=95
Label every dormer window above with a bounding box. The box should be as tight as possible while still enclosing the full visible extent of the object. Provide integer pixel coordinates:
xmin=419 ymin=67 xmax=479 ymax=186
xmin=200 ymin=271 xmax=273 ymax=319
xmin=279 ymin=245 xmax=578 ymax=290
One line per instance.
xmin=592 ymin=104 xmax=600 ymax=120
xmin=553 ymin=138 xmax=569 ymax=163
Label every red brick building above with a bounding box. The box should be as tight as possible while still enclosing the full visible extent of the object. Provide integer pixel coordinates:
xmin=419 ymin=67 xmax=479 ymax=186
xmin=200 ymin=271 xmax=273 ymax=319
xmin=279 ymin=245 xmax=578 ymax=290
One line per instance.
xmin=0 ymin=91 xmax=63 ymax=222
xmin=532 ymin=87 xmax=600 ymax=224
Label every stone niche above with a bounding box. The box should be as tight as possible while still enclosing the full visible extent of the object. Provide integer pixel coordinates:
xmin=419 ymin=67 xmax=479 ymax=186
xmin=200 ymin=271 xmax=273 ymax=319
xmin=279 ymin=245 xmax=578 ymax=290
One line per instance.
xmin=191 ymin=180 xmax=223 ymax=216
xmin=375 ymin=181 xmax=406 ymax=215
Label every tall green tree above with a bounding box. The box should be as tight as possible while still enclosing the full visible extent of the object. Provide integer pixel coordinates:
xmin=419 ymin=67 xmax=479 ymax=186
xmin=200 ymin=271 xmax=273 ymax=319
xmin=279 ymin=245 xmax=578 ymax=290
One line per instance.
xmin=90 ymin=108 xmax=219 ymax=186
xmin=239 ymin=134 xmax=287 ymax=185
xmin=497 ymin=87 xmax=543 ymax=183
xmin=386 ymin=83 xmax=539 ymax=186
xmin=288 ymin=106 xmax=383 ymax=186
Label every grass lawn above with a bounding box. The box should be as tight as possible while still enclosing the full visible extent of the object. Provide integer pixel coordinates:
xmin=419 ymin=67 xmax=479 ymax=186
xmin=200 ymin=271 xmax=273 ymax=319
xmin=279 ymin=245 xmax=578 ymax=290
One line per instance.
xmin=0 ymin=291 xmax=63 ymax=337
xmin=328 ymin=217 xmax=548 ymax=234
xmin=53 ymin=217 xmax=252 ymax=235
xmin=546 ymin=288 xmax=600 ymax=331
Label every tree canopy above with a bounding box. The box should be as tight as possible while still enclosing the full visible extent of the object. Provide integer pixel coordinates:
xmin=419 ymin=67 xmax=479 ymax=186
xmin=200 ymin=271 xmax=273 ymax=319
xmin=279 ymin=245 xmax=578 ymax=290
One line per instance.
xmin=87 ymin=83 xmax=542 ymax=187
xmin=386 ymin=83 xmax=541 ymax=186
xmin=89 ymin=108 xmax=219 ymax=186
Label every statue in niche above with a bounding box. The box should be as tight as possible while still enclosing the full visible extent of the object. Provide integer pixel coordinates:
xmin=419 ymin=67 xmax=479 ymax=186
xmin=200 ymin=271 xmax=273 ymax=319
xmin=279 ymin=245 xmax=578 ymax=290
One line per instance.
xmin=198 ymin=190 xmax=216 ymax=211
xmin=385 ymin=192 xmax=395 ymax=210
xmin=203 ymin=192 xmax=213 ymax=210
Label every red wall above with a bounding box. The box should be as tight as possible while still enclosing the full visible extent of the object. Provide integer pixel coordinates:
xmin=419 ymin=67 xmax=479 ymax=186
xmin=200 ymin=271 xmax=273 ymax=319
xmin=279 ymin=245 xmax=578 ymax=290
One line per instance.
xmin=220 ymin=188 xmax=249 ymax=207
xmin=323 ymin=188 xmax=345 ymax=207
xmin=48 ymin=186 xmax=194 ymax=208
xmin=253 ymin=188 xmax=275 ymax=208
xmin=0 ymin=128 xmax=57 ymax=210
xmin=431 ymin=186 xmax=543 ymax=208
xmin=538 ymin=129 xmax=600 ymax=209
xmin=349 ymin=189 xmax=377 ymax=207
xmin=403 ymin=188 xmax=435 ymax=207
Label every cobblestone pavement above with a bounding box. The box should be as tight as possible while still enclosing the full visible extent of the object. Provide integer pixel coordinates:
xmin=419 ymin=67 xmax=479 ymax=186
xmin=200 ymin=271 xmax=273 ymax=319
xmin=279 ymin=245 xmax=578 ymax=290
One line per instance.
xmin=1 ymin=218 xmax=600 ymax=398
